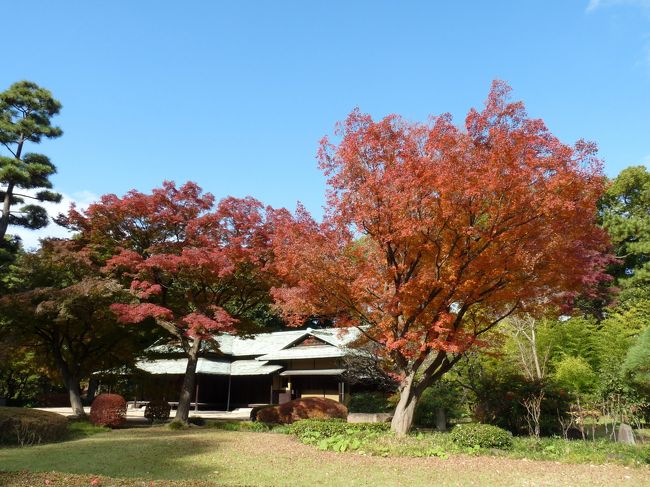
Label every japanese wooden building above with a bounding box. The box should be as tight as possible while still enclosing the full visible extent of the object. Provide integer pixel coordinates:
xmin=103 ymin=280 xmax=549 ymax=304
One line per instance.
xmin=134 ymin=328 xmax=362 ymax=410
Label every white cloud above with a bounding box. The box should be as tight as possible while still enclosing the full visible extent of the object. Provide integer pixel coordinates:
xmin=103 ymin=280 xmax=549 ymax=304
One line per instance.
xmin=587 ymin=0 xmax=602 ymax=11
xmin=10 ymin=190 xmax=98 ymax=251
xmin=587 ymin=0 xmax=650 ymax=12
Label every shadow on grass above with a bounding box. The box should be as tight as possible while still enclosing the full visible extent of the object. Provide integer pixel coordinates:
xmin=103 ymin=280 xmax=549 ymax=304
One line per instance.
xmin=0 ymin=427 xmax=235 ymax=481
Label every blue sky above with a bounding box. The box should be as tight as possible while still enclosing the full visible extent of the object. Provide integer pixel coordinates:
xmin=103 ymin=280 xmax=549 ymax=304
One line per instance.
xmin=3 ymin=1 xmax=650 ymax=247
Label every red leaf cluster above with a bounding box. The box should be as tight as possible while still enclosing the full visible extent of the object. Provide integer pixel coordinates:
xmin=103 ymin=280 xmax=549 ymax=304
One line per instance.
xmin=271 ymin=81 xmax=611 ymax=367
xmin=181 ymin=307 xmax=237 ymax=336
xmin=110 ymin=303 xmax=173 ymax=324
xmin=71 ymin=181 xmax=274 ymax=340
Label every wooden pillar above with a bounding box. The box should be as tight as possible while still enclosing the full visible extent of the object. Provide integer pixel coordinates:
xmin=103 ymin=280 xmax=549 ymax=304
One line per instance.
xmin=194 ymin=382 xmax=199 ymax=412
xmin=226 ymin=375 xmax=232 ymax=411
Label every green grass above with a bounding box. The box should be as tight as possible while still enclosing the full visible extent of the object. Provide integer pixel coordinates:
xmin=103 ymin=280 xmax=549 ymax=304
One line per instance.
xmin=508 ymin=436 xmax=650 ymax=464
xmin=0 ymin=428 xmax=222 ymax=481
xmin=65 ymin=419 xmax=110 ymax=440
xmin=297 ymin=429 xmax=650 ymax=465
xmin=353 ymin=431 xmax=650 ymax=465
xmin=1 ymin=426 xmax=650 ymax=486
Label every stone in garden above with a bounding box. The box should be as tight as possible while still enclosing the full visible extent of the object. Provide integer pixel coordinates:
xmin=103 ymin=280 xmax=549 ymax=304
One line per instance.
xmin=347 ymin=413 xmax=392 ymax=423
xmin=617 ymin=423 xmax=635 ymax=445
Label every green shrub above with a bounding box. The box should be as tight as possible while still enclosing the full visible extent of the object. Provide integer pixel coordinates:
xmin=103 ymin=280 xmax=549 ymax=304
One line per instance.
xmin=188 ymin=416 xmax=205 ymax=426
xmin=271 ymin=424 xmax=290 ymax=434
xmin=510 ymin=435 xmax=650 ymax=466
xmin=168 ymin=420 xmax=187 ymax=430
xmin=166 ymin=417 xmax=206 ymax=429
xmin=450 ymin=423 xmax=513 ymax=449
xmin=288 ymin=419 xmax=389 ymax=439
xmin=414 ymin=380 xmax=465 ymax=428
xmin=553 ymin=356 xmax=598 ymax=394
xmin=89 ymin=393 xmax=126 ymax=428
xmin=144 ymin=400 xmax=171 ymax=422
xmin=348 ymin=392 xmax=393 ymax=413
xmin=470 ymin=371 xmax=571 ymax=436
xmin=288 ymin=419 xmax=391 ymax=453
xmin=0 ymin=407 xmax=68 ymax=446
xmin=207 ymin=421 xmax=242 ymax=431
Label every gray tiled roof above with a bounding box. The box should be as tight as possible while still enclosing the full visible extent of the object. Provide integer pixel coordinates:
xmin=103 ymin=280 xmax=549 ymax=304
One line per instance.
xmin=215 ymin=327 xmax=362 ymax=357
xmin=230 ymin=360 xmax=283 ymax=376
xmin=136 ymin=327 xmax=363 ymax=376
xmin=136 ymin=358 xmax=282 ymax=376
xmin=256 ymin=344 xmax=345 ymax=361
xmin=136 ymin=358 xmax=230 ymax=375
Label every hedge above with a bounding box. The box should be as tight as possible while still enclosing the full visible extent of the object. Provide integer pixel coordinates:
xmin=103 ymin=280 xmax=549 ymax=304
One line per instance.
xmin=450 ymin=423 xmax=513 ymax=449
xmin=256 ymin=397 xmax=348 ymax=424
xmin=347 ymin=392 xmax=393 ymax=413
xmin=288 ymin=419 xmax=390 ymax=439
xmin=0 ymin=407 xmax=68 ymax=446
xmin=89 ymin=394 xmax=127 ymax=427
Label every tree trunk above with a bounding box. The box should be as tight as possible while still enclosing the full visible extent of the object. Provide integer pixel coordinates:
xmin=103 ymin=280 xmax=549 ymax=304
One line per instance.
xmin=390 ymin=373 xmax=420 ymax=436
xmin=61 ymin=370 xmax=85 ymax=417
xmin=0 ymin=182 xmax=14 ymax=241
xmin=54 ymin=352 xmax=86 ymax=417
xmin=175 ymin=338 xmax=201 ymax=423
xmin=0 ymin=137 xmax=22 ymax=241
xmin=86 ymin=377 xmax=99 ymax=404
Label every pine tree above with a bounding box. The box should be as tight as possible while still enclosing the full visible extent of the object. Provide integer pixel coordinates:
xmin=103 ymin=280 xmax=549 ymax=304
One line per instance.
xmin=0 ymin=81 xmax=63 ymax=244
xmin=600 ymin=166 xmax=650 ymax=293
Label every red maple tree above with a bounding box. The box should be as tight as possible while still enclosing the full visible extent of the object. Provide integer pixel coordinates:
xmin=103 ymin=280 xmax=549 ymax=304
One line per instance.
xmin=271 ymin=81 xmax=610 ymax=434
xmin=68 ymin=181 xmax=275 ymax=422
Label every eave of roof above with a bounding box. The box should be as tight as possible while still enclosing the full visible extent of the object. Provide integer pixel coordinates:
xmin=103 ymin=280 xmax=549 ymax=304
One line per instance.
xmin=136 ymin=358 xmax=282 ymax=376
xmin=256 ymin=345 xmax=345 ymax=361
xmin=279 ymin=368 xmax=344 ymax=376
xmin=230 ymin=360 xmax=283 ymax=376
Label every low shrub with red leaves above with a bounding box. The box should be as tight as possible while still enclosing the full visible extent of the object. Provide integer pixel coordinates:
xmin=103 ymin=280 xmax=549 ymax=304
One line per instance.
xmin=89 ymin=394 xmax=127 ymax=427
xmin=256 ymin=397 xmax=347 ymax=424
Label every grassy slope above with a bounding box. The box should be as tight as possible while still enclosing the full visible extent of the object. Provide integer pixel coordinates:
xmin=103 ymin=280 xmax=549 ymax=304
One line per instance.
xmin=1 ymin=427 xmax=650 ymax=487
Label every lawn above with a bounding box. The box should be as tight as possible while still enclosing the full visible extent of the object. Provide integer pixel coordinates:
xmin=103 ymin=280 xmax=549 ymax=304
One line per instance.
xmin=1 ymin=426 xmax=650 ymax=487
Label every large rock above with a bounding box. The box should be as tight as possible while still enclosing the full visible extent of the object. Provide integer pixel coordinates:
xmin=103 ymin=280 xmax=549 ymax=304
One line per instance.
xmin=617 ymin=423 xmax=636 ymax=445
xmin=347 ymin=412 xmax=393 ymax=423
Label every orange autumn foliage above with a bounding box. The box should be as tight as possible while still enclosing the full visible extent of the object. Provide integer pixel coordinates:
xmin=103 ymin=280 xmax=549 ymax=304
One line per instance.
xmin=270 ymin=81 xmax=610 ymax=433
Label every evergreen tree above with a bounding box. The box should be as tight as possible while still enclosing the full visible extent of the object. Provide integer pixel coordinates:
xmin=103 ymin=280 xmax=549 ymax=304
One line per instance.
xmin=600 ymin=166 xmax=650 ymax=294
xmin=0 ymin=81 xmax=63 ymax=244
